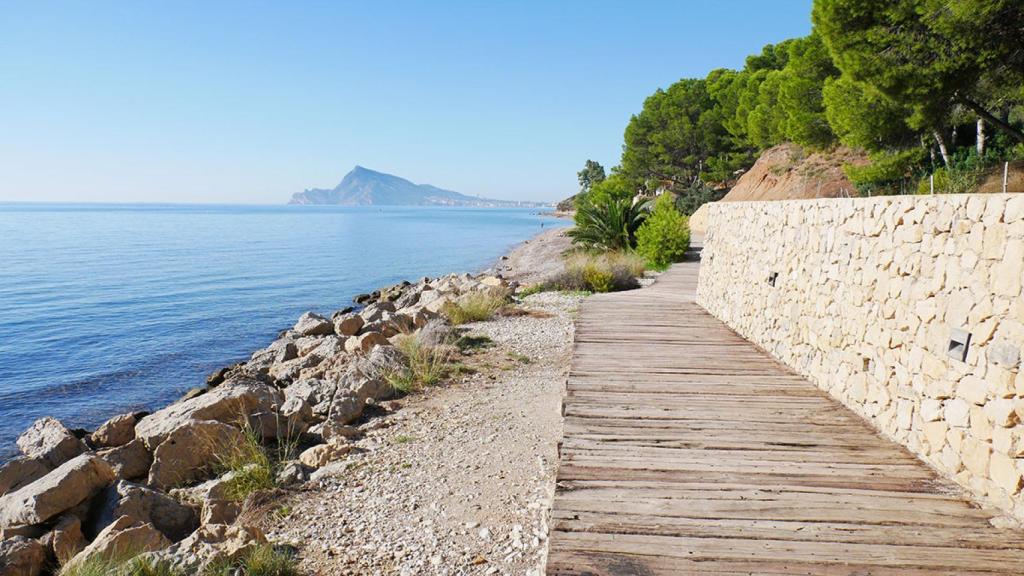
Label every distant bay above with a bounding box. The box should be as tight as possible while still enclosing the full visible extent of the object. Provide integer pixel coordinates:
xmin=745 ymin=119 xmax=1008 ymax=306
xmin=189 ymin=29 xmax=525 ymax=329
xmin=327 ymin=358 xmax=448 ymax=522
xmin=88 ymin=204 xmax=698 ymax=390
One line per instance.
xmin=0 ymin=203 xmax=566 ymax=459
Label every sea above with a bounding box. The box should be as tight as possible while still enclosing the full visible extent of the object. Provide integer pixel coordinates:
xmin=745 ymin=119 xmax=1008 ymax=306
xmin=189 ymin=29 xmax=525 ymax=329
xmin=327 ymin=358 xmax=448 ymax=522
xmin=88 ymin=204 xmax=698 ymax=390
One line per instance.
xmin=0 ymin=203 xmax=566 ymax=460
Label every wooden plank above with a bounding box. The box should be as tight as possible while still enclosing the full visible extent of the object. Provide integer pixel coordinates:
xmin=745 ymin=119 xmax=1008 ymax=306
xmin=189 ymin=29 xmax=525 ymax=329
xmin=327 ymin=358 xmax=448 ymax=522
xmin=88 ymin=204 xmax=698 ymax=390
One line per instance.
xmin=546 ymin=258 xmax=1024 ymax=575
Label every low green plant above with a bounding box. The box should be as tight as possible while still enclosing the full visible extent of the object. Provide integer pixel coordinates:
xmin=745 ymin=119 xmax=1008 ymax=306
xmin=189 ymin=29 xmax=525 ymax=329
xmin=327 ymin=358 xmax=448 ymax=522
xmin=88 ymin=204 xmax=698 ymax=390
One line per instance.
xmin=453 ymin=334 xmax=494 ymax=353
xmin=393 ymin=434 xmax=415 ymax=444
xmin=442 ymin=290 xmax=509 ymax=324
xmin=387 ymin=332 xmax=452 ymax=393
xmin=544 ymin=251 xmax=646 ymax=293
xmin=636 ymin=193 xmax=691 ymax=269
xmin=517 ymin=283 xmax=545 ymax=297
xmin=204 ymin=545 xmax=298 ymax=576
xmin=507 ymin=352 xmax=532 ymax=364
xmin=216 ymin=423 xmax=276 ymax=502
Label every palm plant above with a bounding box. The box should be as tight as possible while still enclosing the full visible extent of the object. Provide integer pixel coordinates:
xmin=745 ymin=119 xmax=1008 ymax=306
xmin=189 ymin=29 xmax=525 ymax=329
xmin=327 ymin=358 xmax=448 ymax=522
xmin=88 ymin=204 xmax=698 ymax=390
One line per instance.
xmin=568 ymin=196 xmax=650 ymax=251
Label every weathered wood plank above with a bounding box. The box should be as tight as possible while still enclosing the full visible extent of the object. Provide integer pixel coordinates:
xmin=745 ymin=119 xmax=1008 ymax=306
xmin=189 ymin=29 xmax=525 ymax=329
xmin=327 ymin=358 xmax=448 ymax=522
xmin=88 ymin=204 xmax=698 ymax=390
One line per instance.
xmin=546 ymin=258 xmax=1024 ymax=575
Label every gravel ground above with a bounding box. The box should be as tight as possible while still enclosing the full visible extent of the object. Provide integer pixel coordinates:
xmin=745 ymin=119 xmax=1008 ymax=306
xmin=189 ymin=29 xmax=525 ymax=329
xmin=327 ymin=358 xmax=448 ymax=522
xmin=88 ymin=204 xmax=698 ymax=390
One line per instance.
xmin=263 ymin=290 xmax=582 ymax=575
xmin=490 ymin=227 xmax=573 ymax=285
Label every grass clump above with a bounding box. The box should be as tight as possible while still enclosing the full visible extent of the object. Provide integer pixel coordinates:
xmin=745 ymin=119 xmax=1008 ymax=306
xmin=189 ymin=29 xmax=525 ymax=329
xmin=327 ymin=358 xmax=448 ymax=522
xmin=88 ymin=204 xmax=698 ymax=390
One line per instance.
xmin=393 ymin=434 xmax=415 ymax=444
xmin=542 ymin=251 xmax=646 ymax=293
xmin=441 ymin=290 xmax=509 ymax=324
xmin=216 ymin=417 xmax=299 ymax=502
xmin=387 ymin=332 xmax=452 ymax=393
xmin=205 ymin=545 xmax=298 ymax=576
xmin=454 ymin=334 xmax=495 ymax=353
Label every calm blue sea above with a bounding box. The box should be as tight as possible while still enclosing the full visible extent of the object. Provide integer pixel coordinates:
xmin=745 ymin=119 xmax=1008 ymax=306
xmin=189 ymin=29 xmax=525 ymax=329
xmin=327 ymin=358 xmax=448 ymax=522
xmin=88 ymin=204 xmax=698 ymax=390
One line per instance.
xmin=0 ymin=204 xmax=565 ymax=460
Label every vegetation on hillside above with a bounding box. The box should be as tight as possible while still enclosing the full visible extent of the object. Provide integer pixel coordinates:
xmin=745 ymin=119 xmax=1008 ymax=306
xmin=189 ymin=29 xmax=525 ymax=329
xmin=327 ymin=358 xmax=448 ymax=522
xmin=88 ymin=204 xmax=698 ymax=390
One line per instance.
xmin=579 ymin=0 xmax=1024 ymax=206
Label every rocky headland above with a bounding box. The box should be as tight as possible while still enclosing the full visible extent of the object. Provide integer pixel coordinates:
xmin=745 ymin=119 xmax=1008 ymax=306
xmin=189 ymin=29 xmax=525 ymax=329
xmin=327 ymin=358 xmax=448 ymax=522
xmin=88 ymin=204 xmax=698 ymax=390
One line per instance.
xmin=0 ymin=228 xmax=576 ymax=576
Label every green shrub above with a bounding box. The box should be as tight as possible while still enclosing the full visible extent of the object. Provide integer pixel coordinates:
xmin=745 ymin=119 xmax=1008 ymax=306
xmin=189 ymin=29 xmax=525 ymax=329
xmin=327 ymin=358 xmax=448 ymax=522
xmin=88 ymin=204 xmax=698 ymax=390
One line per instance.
xmin=441 ymin=290 xmax=508 ymax=325
xmin=569 ymin=190 xmax=650 ymax=251
xmin=636 ymin=193 xmax=691 ymax=269
xmin=204 ymin=545 xmax=298 ymax=576
xmin=581 ymin=264 xmax=614 ymax=293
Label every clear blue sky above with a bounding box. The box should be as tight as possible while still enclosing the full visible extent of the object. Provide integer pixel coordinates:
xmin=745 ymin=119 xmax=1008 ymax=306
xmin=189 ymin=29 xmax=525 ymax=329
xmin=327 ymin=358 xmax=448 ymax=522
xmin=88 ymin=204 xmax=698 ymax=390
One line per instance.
xmin=0 ymin=1 xmax=812 ymax=204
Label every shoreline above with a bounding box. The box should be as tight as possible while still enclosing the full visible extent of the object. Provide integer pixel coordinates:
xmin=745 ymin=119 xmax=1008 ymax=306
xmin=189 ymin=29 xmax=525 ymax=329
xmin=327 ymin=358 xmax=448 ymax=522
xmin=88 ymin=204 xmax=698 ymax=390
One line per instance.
xmin=0 ymin=221 xmax=577 ymax=574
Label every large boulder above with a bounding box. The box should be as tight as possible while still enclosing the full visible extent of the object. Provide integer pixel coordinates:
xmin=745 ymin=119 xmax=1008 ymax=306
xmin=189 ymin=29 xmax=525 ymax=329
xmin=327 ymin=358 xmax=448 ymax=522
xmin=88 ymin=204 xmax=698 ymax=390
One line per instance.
xmin=0 ymin=457 xmax=51 ymax=497
xmin=89 ymin=413 xmax=139 ymax=448
xmin=172 ymin=473 xmax=243 ymax=527
xmin=147 ymin=420 xmax=245 ymax=491
xmin=16 ymin=417 xmax=86 ymax=468
xmin=40 ymin=514 xmax=85 ymax=566
xmin=322 ymin=392 xmax=365 ymax=425
xmin=268 ymin=353 xmax=324 ymax=383
xmin=417 ymin=319 xmax=453 ymax=347
xmin=97 ymin=439 xmax=152 ymax=480
xmin=65 ymin=515 xmax=170 ymax=571
xmin=0 ymin=454 xmax=114 ymax=528
xmin=333 ymin=313 xmax=364 ymax=337
xmin=0 ymin=536 xmax=45 ymax=576
xmin=293 ymin=312 xmax=334 ymax=336
xmin=139 ymin=523 xmax=265 ymax=574
xmin=341 ymin=345 xmax=406 ymax=403
xmin=89 ymin=481 xmax=198 ymax=542
xmin=135 ymin=378 xmax=284 ymax=449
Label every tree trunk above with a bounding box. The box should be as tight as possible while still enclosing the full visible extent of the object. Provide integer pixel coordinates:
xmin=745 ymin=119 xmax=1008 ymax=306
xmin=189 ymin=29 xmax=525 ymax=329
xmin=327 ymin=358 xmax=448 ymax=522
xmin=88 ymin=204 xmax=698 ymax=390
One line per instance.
xmin=977 ymin=118 xmax=986 ymax=157
xmin=960 ymin=97 xmax=1024 ymax=144
xmin=933 ymin=131 xmax=951 ymax=167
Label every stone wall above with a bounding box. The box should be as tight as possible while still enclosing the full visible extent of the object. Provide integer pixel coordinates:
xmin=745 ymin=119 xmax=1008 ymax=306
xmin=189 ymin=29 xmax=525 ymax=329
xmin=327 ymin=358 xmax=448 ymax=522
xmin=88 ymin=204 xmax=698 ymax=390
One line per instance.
xmin=696 ymin=194 xmax=1024 ymax=520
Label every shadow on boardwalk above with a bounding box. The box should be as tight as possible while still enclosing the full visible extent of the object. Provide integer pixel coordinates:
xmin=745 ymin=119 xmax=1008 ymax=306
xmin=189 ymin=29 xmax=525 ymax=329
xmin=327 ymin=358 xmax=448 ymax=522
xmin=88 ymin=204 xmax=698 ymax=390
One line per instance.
xmin=546 ymin=252 xmax=1024 ymax=575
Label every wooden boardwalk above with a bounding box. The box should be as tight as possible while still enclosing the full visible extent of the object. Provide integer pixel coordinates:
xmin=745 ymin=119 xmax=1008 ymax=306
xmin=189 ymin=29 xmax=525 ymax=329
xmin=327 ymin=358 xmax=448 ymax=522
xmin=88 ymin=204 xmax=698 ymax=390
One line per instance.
xmin=546 ymin=256 xmax=1024 ymax=575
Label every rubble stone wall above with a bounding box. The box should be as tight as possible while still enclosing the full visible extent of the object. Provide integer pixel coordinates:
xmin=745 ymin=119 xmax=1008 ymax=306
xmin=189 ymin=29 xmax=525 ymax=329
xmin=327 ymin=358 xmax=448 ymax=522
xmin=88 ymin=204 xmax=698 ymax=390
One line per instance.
xmin=697 ymin=194 xmax=1024 ymax=519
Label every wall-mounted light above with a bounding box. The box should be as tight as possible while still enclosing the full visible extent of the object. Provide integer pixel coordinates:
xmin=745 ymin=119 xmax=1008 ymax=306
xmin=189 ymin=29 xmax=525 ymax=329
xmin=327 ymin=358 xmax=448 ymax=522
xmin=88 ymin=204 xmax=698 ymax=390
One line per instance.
xmin=767 ymin=272 xmax=778 ymax=287
xmin=948 ymin=328 xmax=971 ymax=362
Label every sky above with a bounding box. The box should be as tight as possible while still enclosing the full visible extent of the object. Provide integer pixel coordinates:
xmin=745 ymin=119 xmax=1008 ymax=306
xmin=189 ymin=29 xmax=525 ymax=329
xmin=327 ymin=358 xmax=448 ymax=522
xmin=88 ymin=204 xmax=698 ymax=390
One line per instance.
xmin=0 ymin=1 xmax=813 ymax=204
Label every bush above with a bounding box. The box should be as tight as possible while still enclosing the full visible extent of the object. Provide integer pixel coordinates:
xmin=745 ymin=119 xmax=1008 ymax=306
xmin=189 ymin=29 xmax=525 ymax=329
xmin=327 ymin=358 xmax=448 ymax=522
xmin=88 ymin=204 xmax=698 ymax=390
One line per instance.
xmin=569 ymin=184 xmax=650 ymax=251
xmin=61 ymin=553 xmax=182 ymax=576
xmin=636 ymin=194 xmax=691 ymax=269
xmin=544 ymin=251 xmax=646 ymax=293
xmin=441 ymin=290 xmax=508 ymax=325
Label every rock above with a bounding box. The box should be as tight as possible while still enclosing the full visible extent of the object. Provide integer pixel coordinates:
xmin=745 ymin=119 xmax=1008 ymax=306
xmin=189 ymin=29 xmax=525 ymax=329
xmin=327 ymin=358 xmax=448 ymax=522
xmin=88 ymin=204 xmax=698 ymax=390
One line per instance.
xmin=66 ymin=515 xmax=170 ymax=570
xmin=247 ymin=339 xmax=298 ymax=374
xmin=298 ymin=442 xmax=353 ymax=468
xmin=353 ymin=293 xmax=372 ymax=305
xmin=89 ymin=480 xmax=198 ymax=542
xmin=97 ymin=439 xmax=152 ymax=480
xmin=0 ymin=454 xmax=114 ymax=528
xmin=0 ymin=536 xmax=45 ymax=576
xmin=40 ymin=514 xmax=85 ymax=565
xmin=293 ymin=312 xmax=334 ymax=336
xmin=307 ymin=421 xmax=361 ymax=443
xmin=345 ymin=331 xmax=389 ymax=354
xmin=135 ymin=378 xmax=284 ymax=449
xmin=278 ymin=396 xmax=312 ymax=435
xmin=286 ymin=378 xmax=333 ymax=407
xmin=418 ymin=319 xmax=453 ymax=347
xmin=269 ymin=353 xmax=324 ymax=383
xmin=275 ymin=461 xmax=309 ymax=486
xmin=16 ymin=417 xmax=86 ymax=468
xmin=147 ymin=420 xmax=246 ymax=491
xmin=89 ymin=413 xmax=139 ymax=449
xmin=139 ymin=523 xmax=266 ymax=573
xmin=0 ymin=457 xmax=51 ymax=497
xmin=334 ymin=313 xmax=365 ymax=337
xmin=205 ymin=365 xmax=235 ymax=387
xmin=322 ymin=392 xmax=365 ymax=425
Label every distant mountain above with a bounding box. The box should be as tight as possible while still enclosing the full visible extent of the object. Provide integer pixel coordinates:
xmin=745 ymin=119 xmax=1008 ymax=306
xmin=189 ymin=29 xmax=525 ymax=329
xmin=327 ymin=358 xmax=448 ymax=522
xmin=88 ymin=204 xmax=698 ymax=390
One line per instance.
xmin=288 ymin=166 xmax=549 ymax=207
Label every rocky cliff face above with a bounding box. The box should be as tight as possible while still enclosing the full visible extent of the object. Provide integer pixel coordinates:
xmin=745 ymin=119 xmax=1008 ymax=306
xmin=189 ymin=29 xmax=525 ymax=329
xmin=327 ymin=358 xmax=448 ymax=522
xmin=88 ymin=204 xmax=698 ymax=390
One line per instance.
xmin=721 ymin=143 xmax=868 ymax=202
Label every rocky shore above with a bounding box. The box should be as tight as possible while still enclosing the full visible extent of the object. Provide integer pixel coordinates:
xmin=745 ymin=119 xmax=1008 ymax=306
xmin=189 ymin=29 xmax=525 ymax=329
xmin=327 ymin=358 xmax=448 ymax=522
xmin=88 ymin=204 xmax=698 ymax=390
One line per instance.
xmin=0 ymin=228 xmax=575 ymax=576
